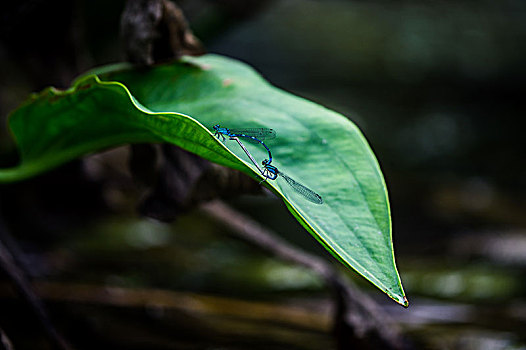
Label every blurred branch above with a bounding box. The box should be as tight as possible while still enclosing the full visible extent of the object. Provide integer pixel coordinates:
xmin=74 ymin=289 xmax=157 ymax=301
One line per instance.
xmin=0 ymin=328 xmax=13 ymax=350
xmin=201 ymin=200 xmax=413 ymax=350
xmin=121 ymin=0 xmax=204 ymax=65
xmin=0 ymin=281 xmax=332 ymax=348
xmin=0 ymin=281 xmax=330 ymax=332
xmin=0 ymin=218 xmax=72 ymax=350
xmin=131 ymin=145 xmax=262 ymax=221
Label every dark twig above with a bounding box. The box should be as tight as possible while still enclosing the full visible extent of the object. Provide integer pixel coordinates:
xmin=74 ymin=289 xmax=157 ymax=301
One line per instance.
xmin=201 ymin=200 xmax=412 ymax=350
xmin=0 ymin=218 xmax=72 ymax=350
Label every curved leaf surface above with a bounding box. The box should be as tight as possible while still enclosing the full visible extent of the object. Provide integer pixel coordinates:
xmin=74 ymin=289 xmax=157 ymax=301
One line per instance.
xmin=0 ymin=54 xmax=407 ymax=305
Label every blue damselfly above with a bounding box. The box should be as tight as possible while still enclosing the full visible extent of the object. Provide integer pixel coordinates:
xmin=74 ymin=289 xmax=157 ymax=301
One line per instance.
xmin=213 ymin=124 xmax=275 ymax=164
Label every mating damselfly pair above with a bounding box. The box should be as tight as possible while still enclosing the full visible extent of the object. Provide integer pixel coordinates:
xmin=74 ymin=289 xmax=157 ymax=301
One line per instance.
xmin=213 ymin=125 xmax=323 ymax=204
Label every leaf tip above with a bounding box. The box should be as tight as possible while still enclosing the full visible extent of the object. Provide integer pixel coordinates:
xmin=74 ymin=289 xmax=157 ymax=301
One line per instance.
xmin=401 ymin=295 xmax=409 ymax=308
xmin=386 ymin=287 xmax=409 ymax=307
xmin=391 ymin=293 xmax=409 ymax=307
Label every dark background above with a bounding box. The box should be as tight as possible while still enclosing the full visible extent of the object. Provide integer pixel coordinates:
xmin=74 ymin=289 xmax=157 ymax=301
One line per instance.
xmin=1 ymin=0 xmax=525 ymax=349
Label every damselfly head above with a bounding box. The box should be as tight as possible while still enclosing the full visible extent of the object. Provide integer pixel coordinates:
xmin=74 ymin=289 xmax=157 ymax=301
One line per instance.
xmin=213 ymin=124 xmax=220 ymax=130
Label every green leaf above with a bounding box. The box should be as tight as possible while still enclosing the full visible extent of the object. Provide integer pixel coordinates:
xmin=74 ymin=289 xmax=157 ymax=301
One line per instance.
xmin=0 ymin=54 xmax=407 ymax=306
